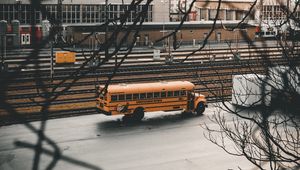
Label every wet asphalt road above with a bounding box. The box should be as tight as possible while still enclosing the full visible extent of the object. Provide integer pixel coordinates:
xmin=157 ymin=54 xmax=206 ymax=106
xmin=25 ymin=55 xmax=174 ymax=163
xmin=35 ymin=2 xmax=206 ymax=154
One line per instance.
xmin=0 ymin=103 xmax=254 ymax=170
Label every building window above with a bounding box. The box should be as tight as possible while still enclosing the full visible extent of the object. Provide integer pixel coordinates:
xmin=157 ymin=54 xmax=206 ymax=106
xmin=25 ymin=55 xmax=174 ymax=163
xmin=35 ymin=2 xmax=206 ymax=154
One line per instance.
xmin=273 ymin=5 xmax=285 ymax=20
xmin=199 ymin=8 xmax=208 ymax=20
xmin=296 ymin=11 xmax=300 ymax=20
xmin=148 ymin=5 xmax=153 ymax=22
xmin=218 ymin=9 xmax=225 ymax=20
xmin=226 ymin=10 xmax=234 ymax=20
xmin=49 ymin=4 xmax=81 ymax=24
xmin=35 ymin=10 xmax=40 ymax=23
xmin=103 ymin=4 xmax=153 ymax=23
xmin=0 ymin=3 xmax=152 ymax=24
xmin=262 ymin=5 xmax=286 ymax=21
xmin=44 ymin=5 xmax=57 ymax=23
xmin=0 ymin=5 xmax=3 ymax=21
xmin=263 ymin=5 xmax=272 ymax=20
xmin=209 ymin=9 xmax=217 ymax=20
xmin=1 ymin=4 xmax=14 ymax=23
xmin=203 ymin=32 xmax=208 ymax=39
xmin=217 ymin=32 xmax=221 ymax=42
xmin=236 ymin=10 xmax=245 ymax=20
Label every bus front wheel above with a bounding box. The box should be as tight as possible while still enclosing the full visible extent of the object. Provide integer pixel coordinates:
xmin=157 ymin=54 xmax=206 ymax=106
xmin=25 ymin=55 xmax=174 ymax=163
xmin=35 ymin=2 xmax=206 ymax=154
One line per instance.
xmin=196 ymin=102 xmax=205 ymax=116
xmin=133 ymin=107 xmax=144 ymax=121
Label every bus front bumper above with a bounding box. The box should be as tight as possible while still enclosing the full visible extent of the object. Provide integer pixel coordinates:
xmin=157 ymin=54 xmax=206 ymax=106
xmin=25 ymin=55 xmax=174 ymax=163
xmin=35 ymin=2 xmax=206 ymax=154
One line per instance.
xmin=96 ymin=108 xmax=112 ymax=116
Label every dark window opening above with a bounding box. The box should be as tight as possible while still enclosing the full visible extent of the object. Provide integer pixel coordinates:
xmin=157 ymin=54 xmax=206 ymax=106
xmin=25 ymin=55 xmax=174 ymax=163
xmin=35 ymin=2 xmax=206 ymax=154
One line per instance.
xmin=126 ymin=94 xmax=132 ymax=100
xmin=119 ymin=94 xmax=125 ymax=101
xmin=111 ymin=95 xmax=117 ymax=101
xmin=180 ymin=91 xmax=186 ymax=96
xmin=133 ymin=94 xmax=139 ymax=100
xmin=174 ymin=91 xmax=179 ymax=97
xmin=147 ymin=93 xmax=153 ymax=99
xmin=154 ymin=92 xmax=160 ymax=98
xmin=168 ymin=91 xmax=173 ymax=97
xmin=140 ymin=93 xmax=146 ymax=99
xmin=161 ymin=92 xmax=166 ymax=97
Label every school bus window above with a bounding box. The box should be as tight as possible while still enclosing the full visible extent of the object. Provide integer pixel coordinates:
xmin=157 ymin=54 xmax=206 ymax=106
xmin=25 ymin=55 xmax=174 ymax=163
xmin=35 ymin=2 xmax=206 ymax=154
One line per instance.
xmin=168 ymin=91 xmax=173 ymax=97
xmin=180 ymin=91 xmax=186 ymax=96
xmin=119 ymin=94 xmax=125 ymax=101
xmin=111 ymin=95 xmax=117 ymax=101
xmin=133 ymin=93 xmax=139 ymax=100
xmin=147 ymin=92 xmax=153 ymax=99
xmin=174 ymin=91 xmax=179 ymax=96
xmin=154 ymin=92 xmax=160 ymax=98
xmin=161 ymin=91 xmax=166 ymax=97
xmin=126 ymin=94 xmax=132 ymax=100
xmin=140 ymin=93 xmax=146 ymax=99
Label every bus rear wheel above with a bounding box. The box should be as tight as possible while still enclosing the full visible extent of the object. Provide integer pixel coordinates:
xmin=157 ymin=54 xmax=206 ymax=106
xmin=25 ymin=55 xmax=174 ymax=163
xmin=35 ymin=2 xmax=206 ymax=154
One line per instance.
xmin=196 ymin=102 xmax=205 ymax=116
xmin=133 ymin=107 xmax=144 ymax=121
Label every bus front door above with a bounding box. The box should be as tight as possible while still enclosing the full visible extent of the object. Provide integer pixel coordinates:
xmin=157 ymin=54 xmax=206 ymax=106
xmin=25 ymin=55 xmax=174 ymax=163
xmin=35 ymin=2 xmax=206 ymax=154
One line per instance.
xmin=187 ymin=92 xmax=194 ymax=111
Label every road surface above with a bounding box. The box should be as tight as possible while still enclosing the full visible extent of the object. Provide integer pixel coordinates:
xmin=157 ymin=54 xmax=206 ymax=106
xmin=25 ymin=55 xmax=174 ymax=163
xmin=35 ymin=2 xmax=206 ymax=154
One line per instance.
xmin=0 ymin=103 xmax=255 ymax=170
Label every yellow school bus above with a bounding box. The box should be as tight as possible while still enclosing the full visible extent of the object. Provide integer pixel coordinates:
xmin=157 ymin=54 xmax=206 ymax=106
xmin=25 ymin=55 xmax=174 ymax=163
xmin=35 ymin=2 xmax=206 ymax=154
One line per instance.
xmin=96 ymin=81 xmax=207 ymax=120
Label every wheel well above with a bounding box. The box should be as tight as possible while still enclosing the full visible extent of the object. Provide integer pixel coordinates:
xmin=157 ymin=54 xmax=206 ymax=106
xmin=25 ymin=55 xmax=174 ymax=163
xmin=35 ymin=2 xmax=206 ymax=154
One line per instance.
xmin=195 ymin=100 xmax=205 ymax=110
xmin=134 ymin=107 xmax=144 ymax=113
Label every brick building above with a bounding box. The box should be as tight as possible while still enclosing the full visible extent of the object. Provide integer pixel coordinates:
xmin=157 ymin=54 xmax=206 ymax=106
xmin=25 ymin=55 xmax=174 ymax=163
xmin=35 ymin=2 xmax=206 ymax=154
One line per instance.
xmin=2 ymin=0 xmax=298 ymax=48
xmin=193 ymin=0 xmax=300 ymax=37
xmin=0 ymin=0 xmax=169 ymax=25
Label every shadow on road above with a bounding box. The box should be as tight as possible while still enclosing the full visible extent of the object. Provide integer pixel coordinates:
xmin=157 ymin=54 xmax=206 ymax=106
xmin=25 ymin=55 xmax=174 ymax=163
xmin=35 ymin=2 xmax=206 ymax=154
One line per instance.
xmin=97 ymin=112 xmax=205 ymax=133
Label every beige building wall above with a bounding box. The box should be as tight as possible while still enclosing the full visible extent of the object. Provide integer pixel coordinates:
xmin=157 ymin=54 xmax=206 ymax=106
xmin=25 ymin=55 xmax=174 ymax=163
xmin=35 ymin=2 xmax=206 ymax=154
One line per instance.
xmin=194 ymin=0 xmax=255 ymax=21
xmin=152 ymin=0 xmax=170 ymax=22
xmin=195 ymin=0 xmax=254 ymax=10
